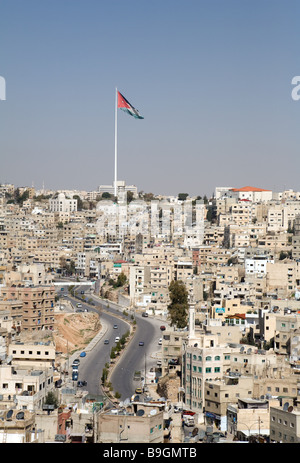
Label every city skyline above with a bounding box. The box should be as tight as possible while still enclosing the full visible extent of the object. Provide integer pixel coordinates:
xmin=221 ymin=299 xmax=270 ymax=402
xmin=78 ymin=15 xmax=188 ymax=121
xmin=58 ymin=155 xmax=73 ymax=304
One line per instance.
xmin=1 ymin=0 xmax=300 ymax=196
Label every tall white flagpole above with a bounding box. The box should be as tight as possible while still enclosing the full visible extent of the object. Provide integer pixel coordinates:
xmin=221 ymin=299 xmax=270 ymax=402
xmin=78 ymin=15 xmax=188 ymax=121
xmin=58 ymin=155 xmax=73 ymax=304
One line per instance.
xmin=114 ymin=87 xmax=118 ymax=197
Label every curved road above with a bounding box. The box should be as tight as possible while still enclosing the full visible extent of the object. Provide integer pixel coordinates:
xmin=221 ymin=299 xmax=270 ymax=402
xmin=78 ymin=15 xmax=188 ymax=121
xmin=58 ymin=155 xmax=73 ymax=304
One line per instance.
xmin=57 ymin=284 xmax=167 ymax=400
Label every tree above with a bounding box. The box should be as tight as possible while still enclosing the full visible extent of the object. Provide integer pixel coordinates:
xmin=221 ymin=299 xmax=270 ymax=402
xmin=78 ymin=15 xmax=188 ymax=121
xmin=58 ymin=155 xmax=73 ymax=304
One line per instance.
xmin=167 ymin=280 xmax=189 ymax=329
xmin=45 ymin=391 xmax=59 ymax=408
xmin=73 ymin=194 xmax=83 ymax=210
xmin=116 ymin=272 xmax=127 ymax=287
xmin=178 ymin=193 xmax=189 ymax=201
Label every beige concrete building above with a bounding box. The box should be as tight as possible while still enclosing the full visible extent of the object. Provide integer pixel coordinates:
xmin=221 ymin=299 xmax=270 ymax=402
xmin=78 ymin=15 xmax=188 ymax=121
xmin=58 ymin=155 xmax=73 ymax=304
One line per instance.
xmin=270 ymin=404 xmax=300 ymax=443
xmin=182 ymin=335 xmax=233 ymax=414
xmin=8 ymin=340 xmax=56 ymax=369
xmin=227 ymin=397 xmax=275 ymax=441
xmin=204 ymin=374 xmax=254 ymax=431
xmin=96 ymin=404 xmax=164 ymax=443
xmin=0 ymin=364 xmax=54 ymax=412
xmin=0 ymin=285 xmax=55 ymax=332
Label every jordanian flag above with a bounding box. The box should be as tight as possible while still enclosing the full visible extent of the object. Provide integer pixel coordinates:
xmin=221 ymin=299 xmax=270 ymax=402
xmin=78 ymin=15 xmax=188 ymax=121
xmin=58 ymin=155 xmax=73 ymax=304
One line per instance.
xmin=117 ymin=91 xmax=144 ymax=119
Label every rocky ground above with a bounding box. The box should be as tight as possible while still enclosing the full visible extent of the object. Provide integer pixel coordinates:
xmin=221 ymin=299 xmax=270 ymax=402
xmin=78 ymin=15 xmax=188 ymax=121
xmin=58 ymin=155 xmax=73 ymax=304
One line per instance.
xmin=18 ymin=311 xmax=101 ymax=357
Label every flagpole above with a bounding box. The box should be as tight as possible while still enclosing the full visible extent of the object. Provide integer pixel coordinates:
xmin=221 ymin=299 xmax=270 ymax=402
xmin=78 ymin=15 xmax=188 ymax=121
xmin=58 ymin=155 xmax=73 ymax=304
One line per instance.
xmin=114 ymin=87 xmax=118 ymax=197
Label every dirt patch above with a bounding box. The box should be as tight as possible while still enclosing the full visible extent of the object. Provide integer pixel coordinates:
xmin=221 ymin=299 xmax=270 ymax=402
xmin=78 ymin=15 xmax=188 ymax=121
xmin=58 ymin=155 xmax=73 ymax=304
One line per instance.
xmin=53 ymin=312 xmax=101 ymax=354
xmin=17 ymin=311 xmax=101 ymax=357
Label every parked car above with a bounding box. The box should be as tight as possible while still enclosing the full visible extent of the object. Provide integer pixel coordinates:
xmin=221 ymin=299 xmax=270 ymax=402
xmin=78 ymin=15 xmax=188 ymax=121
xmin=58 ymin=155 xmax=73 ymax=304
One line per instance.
xmin=113 ymin=324 xmax=118 ymax=329
xmin=80 ymin=351 xmax=86 ymax=357
xmin=55 ymin=379 xmax=62 ymax=388
xmin=160 ymin=325 xmax=166 ymax=331
xmin=142 ymin=312 xmax=148 ymax=317
xmin=139 ymin=341 xmax=144 ymax=346
xmin=135 ymin=387 xmax=142 ymax=394
xmin=115 ymin=336 xmax=120 ymax=343
xmin=158 ymin=338 xmax=162 ymax=345
xmin=104 ymin=339 xmax=109 ymax=345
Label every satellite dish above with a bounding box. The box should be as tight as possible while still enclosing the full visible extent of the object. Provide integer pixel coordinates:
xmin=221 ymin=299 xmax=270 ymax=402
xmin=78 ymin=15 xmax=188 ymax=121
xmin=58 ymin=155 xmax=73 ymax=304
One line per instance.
xmin=6 ymin=410 xmax=13 ymax=420
xmin=283 ymin=402 xmax=289 ymax=411
xmin=137 ymin=409 xmax=145 ymax=416
xmin=16 ymin=411 xmax=24 ymax=420
xmin=124 ymin=398 xmax=130 ymax=406
xmin=150 ymin=409 xmax=157 ymax=416
xmin=288 ymin=406 xmax=294 ymax=413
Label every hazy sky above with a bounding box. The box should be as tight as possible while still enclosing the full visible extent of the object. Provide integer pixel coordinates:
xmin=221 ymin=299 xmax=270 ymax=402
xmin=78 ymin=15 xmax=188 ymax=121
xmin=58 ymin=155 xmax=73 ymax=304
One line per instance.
xmin=1 ymin=0 xmax=300 ymax=197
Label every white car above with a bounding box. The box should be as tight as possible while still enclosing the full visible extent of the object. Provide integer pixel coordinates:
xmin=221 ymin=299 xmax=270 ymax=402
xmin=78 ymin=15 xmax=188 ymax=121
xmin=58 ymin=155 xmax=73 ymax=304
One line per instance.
xmin=115 ymin=336 xmax=120 ymax=343
xmin=158 ymin=338 xmax=162 ymax=345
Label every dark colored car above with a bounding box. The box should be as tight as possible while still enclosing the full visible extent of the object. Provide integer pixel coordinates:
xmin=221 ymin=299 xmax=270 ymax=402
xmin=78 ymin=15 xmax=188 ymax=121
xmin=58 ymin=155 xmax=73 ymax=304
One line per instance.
xmin=139 ymin=341 xmax=144 ymax=346
xmin=104 ymin=339 xmax=109 ymax=345
xmin=160 ymin=325 xmax=166 ymax=331
xmin=142 ymin=312 xmax=148 ymax=317
xmin=77 ymin=380 xmax=87 ymax=387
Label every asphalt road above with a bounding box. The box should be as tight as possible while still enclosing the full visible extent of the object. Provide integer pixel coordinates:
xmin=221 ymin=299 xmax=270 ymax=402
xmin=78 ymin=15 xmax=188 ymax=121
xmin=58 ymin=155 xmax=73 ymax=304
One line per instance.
xmin=110 ymin=314 xmax=163 ymax=401
xmin=56 ymin=284 xmax=167 ymax=399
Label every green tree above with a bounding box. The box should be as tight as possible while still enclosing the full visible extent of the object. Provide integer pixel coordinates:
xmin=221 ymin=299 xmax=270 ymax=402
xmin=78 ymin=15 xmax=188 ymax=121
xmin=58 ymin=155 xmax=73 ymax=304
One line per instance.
xmin=116 ymin=272 xmax=127 ymax=287
xmin=73 ymin=194 xmax=83 ymax=210
xmin=178 ymin=193 xmax=189 ymax=201
xmin=167 ymin=280 xmax=189 ymax=329
xmin=45 ymin=391 xmax=59 ymax=408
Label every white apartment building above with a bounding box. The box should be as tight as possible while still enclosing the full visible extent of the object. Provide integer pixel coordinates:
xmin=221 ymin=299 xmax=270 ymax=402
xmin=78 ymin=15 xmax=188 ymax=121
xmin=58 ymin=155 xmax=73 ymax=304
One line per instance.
xmin=245 ymin=256 xmax=274 ymax=275
xmin=49 ymin=193 xmax=77 ymax=213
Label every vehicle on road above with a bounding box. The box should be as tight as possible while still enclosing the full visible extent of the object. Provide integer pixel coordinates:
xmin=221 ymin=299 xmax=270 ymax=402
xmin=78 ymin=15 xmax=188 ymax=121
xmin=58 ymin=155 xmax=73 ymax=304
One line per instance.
xmin=104 ymin=339 xmax=109 ymax=345
xmin=160 ymin=325 xmax=166 ymax=331
xmin=158 ymin=338 xmax=162 ymax=345
xmin=77 ymin=380 xmax=87 ymax=387
xmin=157 ymin=360 xmax=162 ymax=366
xmin=73 ymin=359 xmax=80 ymax=365
xmin=139 ymin=341 xmax=144 ymax=346
xmin=72 ymin=364 xmax=79 ymax=371
xmin=142 ymin=312 xmax=148 ymax=317
xmin=135 ymin=387 xmax=142 ymax=394
xmin=113 ymin=324 xmax=118 ymax=329
xmin=80 ymin=291 xmax=84 ymax=294
xmin=80 ymin=351 xmax=86 ymax=357
xmin=77 ymin=303 xmax=82 ymax=308
xmin=115 ymin=336 xmax=120 ymax=343
xmin=72 ymin=371 xmax=78 ymax=381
